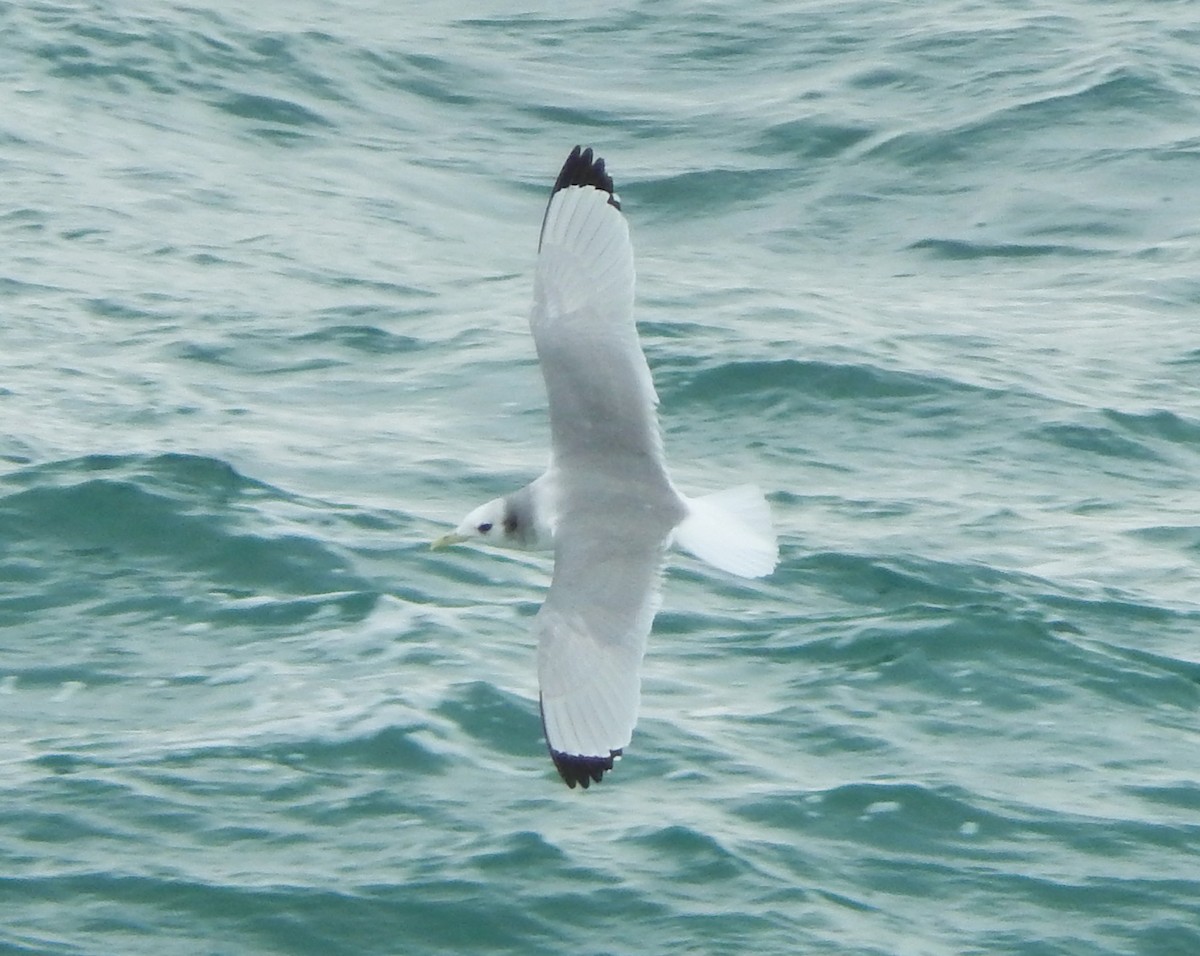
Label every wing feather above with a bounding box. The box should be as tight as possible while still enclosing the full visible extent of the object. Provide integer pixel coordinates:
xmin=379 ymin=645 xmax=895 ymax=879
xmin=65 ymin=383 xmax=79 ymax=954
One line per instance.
xmin=536 ymin=529 xmax=668 ymax=787
xmin=531 ymin=154 xmax=663 ymax=470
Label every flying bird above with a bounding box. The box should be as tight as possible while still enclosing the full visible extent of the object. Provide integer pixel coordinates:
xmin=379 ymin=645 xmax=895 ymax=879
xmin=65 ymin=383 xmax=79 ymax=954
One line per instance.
xmin=434 ymin=146 xmax=777 ymax=788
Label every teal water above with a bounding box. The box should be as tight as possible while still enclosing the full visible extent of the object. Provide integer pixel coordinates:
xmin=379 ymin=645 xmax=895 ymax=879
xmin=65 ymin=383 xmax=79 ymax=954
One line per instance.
xmin=3 ymin=1 xmax=1199 ymax=953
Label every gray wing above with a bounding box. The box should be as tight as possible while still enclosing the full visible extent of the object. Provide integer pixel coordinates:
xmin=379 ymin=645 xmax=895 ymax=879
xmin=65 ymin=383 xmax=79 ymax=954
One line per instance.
xmin=530 ymin=147 xmax=685 ymax=787
xmin=531 ymin=146 xmax=666 ymax=476
xmin=536 ymin=512 xmax=670 ymax=788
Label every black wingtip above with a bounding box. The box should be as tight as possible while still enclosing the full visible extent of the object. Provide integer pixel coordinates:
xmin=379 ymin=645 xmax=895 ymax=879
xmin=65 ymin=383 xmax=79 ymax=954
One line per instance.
xmin=549 ymin=145 xmax=621 ymax=210
xmin=538 ymin=145 xmax=622 ymax=251
xmin=549 ymin=748 xmax=622 ymax=789
xmin=540 ymin=695 xmax=623 ymax=789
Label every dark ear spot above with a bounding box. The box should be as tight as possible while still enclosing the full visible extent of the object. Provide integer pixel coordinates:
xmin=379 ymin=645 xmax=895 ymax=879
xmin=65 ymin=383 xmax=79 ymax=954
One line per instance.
xmin=503 ymin=512 xmax=518 ymax=534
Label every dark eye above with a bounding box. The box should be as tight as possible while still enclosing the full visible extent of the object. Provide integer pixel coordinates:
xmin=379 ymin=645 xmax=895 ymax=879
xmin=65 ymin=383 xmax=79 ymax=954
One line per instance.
xmin=478 ymin=522 xmax=493 ymax=533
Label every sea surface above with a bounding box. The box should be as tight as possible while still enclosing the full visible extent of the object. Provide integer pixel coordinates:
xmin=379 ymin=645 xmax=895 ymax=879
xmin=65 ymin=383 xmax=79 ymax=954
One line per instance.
xmin=2 ymin=1 xmax=1199 ymax=954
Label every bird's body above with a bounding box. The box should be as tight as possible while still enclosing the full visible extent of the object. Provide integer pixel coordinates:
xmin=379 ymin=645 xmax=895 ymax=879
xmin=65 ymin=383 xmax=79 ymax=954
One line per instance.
xmin=436 ymin=147 xmax=777 ymax=787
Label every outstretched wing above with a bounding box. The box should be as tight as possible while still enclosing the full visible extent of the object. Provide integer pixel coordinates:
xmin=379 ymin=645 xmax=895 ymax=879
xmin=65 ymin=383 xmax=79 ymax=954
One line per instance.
xmin=531 ymin=146 xmax=666 ymax=476
xmin=536 ymin=520 xmax=669 ymax=788
xmin=530 ymin=146 xmax=685 ymax=788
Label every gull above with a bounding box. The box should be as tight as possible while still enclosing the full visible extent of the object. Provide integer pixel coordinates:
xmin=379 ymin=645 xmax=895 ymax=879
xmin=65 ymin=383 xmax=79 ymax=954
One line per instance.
xmin=434 ymin=146 xmax=777 ymax=788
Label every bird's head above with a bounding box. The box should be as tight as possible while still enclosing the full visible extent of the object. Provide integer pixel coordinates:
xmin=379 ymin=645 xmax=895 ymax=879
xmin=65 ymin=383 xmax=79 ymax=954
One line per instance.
xmin=431 ymin=497 xmax=509 ymax=550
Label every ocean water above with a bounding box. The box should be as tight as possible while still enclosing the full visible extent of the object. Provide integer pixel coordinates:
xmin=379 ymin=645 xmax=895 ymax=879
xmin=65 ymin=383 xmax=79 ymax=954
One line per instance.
xmin=2 ymin=0 xmax=1199 ymax=953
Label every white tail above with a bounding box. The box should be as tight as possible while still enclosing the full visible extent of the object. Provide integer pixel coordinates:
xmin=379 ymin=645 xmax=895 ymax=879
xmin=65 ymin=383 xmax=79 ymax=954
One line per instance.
xmin=673 ymin=485 xmax=778 ymax=579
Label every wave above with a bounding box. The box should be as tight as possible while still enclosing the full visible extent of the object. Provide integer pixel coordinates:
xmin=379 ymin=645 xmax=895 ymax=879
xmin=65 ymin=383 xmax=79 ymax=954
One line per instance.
xmin=909 ymin=238 xmax=1098 ymax=260
xmin=666 ymin=358 xmax=978 ymax=407
xmin=0 ymin=453 xmax=378 ymax=625
xmin=862 ymin=64 xmax=1187 ymax=171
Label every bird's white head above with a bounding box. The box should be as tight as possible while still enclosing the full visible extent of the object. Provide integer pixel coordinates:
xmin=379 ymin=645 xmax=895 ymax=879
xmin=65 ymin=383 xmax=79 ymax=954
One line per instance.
xmin=431 ymin=497 xmax=511 ymax=550
xmin=433 ymin=476 xmax=555 ymax=553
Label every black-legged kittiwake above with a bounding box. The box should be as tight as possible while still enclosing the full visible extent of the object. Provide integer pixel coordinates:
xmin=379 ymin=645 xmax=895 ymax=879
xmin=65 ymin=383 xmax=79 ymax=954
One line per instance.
xmin=434 ymin=146 xmax=777 ymax=788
